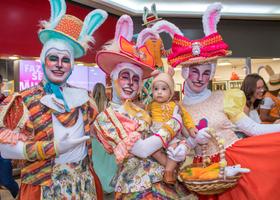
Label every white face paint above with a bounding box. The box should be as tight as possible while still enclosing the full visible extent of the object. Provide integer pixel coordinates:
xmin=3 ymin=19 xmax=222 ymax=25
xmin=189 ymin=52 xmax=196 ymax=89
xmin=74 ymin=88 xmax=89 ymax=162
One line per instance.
xmin=117 ymin=68 xmax=140 ymax=100
xmin=186 ymin=64 xmax=212 ymax=93
xmin=44 ymin=48 xmax=72 ymax=84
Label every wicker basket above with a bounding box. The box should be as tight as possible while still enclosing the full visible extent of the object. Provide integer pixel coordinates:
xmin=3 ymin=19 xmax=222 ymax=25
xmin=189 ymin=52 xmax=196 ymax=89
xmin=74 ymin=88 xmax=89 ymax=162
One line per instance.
xmin=179 ymin=129 xmax=241 ymax=195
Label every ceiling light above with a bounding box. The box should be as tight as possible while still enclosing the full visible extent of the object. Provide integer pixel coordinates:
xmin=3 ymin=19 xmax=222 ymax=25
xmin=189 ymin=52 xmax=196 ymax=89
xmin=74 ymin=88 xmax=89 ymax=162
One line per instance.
xmin=218 ymin=61 xmax=232 ymax=66
xmin=9 ymin=56 xmax=19 ymax=60
xmin=272 ymin=58 xmax=280 ymax=61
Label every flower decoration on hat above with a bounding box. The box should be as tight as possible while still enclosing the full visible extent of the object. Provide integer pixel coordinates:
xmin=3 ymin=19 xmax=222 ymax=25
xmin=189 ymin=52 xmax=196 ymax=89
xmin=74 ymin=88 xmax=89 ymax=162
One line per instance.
xmin=168 ymin=3 xmax=231 ymax=68
xmin=142 ymin=3 xmax=162 ymax=27
xmin=39 ymin=0 xmax=108 ymax=58
xmin=97 ymin=15 xmax=159 ymax=79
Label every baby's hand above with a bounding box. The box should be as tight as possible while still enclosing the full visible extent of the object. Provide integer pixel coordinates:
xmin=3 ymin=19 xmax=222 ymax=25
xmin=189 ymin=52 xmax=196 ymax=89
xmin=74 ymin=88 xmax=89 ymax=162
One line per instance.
xmin=189 ymin=127 xmax=198 ymax=138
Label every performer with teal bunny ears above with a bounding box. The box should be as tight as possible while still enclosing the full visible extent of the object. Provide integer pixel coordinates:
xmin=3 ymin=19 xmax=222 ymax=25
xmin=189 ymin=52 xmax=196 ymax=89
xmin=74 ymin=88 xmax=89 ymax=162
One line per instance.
xmin=0 ymin=0 xmax=108 ymax=199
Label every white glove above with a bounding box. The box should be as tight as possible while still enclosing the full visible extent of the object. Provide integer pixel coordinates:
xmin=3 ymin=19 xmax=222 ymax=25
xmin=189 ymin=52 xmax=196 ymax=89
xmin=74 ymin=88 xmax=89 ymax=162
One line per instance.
xmin=0 ymin=142 xmax=25 ymax=159
xmin=224 ymin=164 xmax=250 ymax=177
xmin=172 ymin=106 xmax=182 ymax=127
xmin=186 ymin=128 xmax=211 ymax=148
xmin=56 ymin=133 xmax=90 ymax=155
xmin=167 ymin=143 xmax=187 ymax=162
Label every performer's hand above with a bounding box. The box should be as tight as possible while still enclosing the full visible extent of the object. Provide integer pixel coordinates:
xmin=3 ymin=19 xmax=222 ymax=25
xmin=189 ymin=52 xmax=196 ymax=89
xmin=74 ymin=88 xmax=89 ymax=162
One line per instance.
xmin=172 ymin=106 xmax=182 ymax=126
xmin=189 ymin=127 xmax=198 ymax=138
xmin=186 ymin=128 xmax=211 ymax=148
xmin=225 ymin=164 xmax=250 ymax=177
xmin=195 ymin=128 xmax=211 ymax=145
xmin=56 ymin=133 xmax=90 ymax=155
xmin=167 ymin=143 xmax=187 ymax=162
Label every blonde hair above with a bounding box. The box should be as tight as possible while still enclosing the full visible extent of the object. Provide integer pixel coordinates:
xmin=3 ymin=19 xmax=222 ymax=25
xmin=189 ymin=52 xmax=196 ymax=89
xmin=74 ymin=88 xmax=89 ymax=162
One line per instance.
xmin=92 ymin=83 xmax=108 ymax=112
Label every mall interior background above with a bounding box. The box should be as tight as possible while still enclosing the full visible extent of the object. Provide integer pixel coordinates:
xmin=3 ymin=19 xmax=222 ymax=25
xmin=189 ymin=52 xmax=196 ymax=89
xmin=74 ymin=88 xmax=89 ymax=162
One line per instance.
xmin=0 ymin=0 xmax=279 ymax=99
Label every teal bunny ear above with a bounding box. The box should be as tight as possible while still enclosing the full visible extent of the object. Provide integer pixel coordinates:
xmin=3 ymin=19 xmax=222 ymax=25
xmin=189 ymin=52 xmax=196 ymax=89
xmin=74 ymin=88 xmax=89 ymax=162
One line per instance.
xmin=49 ymin=0 xmax=66 ymax=29
xmin=79 ymin=9 xmax=108 ymax=43
xmin=151 ymin=3 xmax=158 ymax=18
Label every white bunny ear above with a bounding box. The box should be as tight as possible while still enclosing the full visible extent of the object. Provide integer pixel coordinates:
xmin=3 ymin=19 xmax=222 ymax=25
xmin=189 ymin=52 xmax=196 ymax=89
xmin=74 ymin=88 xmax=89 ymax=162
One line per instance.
xmin=136 ymin=28 xmax=159 ymax=47
xmin=78 ymin=9 xmax=108 ymax=49
xmin=202 ymin=2 xmax=223 ymax=36
xmin=114 ymin=15 xmax=134 ymax=43
xmin=152 ymin=20 xmax=183 ymax=38
xmin=41 ymin=0 xmax=66 ymax=29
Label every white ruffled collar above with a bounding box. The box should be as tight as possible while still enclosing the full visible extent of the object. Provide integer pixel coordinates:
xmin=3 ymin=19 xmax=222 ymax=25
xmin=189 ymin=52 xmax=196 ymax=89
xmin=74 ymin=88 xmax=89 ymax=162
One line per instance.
xmin=40 ymin=87 xmax=89 ymax=113
xmin=182 ymin=82 xmax=212 ymax=106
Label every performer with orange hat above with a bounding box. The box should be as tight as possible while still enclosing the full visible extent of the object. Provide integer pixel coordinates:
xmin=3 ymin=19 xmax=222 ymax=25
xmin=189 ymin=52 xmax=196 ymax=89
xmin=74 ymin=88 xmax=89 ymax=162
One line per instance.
xmin=168 ymin=3 xmax=280 ymax=199
xmin=94 ymin=14 xmax=212 ymax=199
xmin=0 ymin=0 xmax=107 ymax=199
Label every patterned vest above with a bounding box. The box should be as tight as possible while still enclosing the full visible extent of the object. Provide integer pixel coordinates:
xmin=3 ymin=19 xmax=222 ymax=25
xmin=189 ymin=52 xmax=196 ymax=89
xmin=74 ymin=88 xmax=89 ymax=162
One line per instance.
xmin=18 ymin=83 xmax=96 ymax=186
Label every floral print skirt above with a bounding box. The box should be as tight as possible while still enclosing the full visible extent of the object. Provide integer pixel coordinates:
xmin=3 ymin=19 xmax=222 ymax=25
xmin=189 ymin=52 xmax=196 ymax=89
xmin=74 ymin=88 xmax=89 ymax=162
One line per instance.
xmin=115 ymin=182 xmax=194 ymax=200
xmin=41 ymin=158 xmax=96 ymax=200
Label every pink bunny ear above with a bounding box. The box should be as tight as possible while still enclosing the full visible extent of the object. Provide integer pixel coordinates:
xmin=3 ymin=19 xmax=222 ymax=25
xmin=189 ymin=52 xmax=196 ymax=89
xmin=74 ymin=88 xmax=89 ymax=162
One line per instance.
xmin=136 ymin=28 xmax=159 ymax=47
xmin=202 ymin=2 xmax=222 ymax=36
xmin=151 ymin=69 xmax=161 ymax=77
xmin=151 ymin=20 xmax=183 ymax=38
xmin=114 ymin=15 xmax=133 ymax=43
xmin=167 ymin=66 xmax=175 ymax=77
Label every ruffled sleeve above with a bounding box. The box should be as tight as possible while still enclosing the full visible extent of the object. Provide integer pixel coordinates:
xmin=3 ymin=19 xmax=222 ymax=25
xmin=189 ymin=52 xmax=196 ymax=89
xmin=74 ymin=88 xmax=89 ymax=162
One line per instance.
xmin=223 ymin=89 xmax=247 ymax=123
xmin=0 ymin=93 xmax=29 ymax=144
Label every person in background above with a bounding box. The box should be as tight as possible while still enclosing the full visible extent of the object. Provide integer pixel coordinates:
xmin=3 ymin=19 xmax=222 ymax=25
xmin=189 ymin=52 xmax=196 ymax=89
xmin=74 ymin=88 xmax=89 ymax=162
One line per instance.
xmin=0 ymin=74 xmax=6 ymax=102
xmin=240 ymin=73 xmax=267 ymax=123
xmin=259 ymin=65 xmax=280 ymax=123
xmin=92 ymin=83 xmax=109 ymax=112
xmin=0 ymin=73 xmax=19 ymax=199
xmin=91 ymin=83 xmax=118 ymax=194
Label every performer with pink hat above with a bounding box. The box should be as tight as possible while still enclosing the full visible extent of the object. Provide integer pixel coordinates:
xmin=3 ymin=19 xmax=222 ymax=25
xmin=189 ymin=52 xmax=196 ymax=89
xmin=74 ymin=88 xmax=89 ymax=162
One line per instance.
xmin=0 ymin=0 xmax=107 ymax=199
xmin=168 ymin=2 xmax=280 ymax=199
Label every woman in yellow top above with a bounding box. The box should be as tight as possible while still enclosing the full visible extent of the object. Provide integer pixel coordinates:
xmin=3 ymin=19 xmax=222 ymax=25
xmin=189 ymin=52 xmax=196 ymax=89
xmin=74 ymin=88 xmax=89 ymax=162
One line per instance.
xmin=147 ymin=68 xmax=198 ymax=184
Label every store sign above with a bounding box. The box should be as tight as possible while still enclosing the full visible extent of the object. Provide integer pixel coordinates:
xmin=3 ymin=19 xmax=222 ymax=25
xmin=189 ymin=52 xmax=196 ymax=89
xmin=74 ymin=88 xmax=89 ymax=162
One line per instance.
xmin=19 ymin=60 xmax=105 ymax=91
xmin=19 ymin=60 xmax=43 ymax=91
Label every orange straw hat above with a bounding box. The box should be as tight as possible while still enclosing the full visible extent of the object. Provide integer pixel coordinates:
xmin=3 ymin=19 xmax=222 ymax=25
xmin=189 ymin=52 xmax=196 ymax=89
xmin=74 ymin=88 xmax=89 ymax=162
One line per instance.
xmin=39 ymin=0 xmax=108 ymax=58
xmin=96 ymin=15 xmax=157 ymax=79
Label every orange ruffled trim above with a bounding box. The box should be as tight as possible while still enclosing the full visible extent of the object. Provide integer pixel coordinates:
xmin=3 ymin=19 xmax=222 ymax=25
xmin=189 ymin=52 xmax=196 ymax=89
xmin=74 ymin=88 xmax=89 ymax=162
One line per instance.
xmin=0 ymin=129 xmax=27 ymax=145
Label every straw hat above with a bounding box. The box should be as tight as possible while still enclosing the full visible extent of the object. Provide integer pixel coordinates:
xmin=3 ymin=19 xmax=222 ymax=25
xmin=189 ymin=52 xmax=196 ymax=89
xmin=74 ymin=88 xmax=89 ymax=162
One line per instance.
xmin=96 ymin=15 xmax=156 ymax=79
xmin=38 ymin=0 xmax=108 ymax=58
xmin=142 ymin=3 xmax=162 ymax=26
xmin=263 ymin=65 xmax=280 ymax=91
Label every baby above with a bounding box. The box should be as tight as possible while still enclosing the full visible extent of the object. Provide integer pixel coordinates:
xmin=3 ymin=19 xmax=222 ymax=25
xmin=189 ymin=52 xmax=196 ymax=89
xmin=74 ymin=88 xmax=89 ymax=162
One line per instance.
xmin=147 ymin=68 xmax=198 ymax=184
